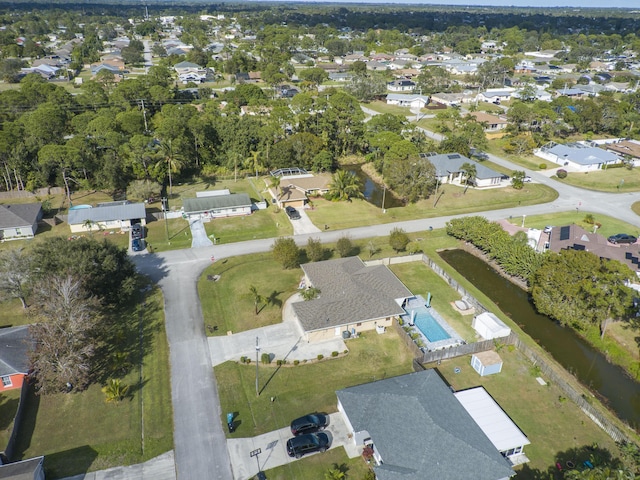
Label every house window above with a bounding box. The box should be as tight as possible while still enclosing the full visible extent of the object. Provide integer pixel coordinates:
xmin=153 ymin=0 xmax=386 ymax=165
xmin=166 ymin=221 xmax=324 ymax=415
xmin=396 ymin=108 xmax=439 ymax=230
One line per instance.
xmin=15 ymin=228 xmax=21 ymax=236
xmin=356 ymin=322 xmax=362 ymax=327
xmin=1 ymin=376 xmax=11 ymax=387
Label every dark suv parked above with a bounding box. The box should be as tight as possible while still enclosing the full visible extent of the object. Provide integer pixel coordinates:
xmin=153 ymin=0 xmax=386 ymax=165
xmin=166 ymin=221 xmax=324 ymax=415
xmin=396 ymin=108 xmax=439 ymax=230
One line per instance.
xmin=285 ymin=206 xmax=301 ymax=220
xmin=286 ymin=432 xmax=330 ymax=459
xmin=290 ymin=413 xmax=328 ymax=435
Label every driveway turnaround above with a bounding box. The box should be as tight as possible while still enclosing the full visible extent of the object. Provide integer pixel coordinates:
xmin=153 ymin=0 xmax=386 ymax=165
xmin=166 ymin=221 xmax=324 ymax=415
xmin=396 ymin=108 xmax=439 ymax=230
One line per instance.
xmin=227 ymin=412 xmax=358 ymax=480
xmin=189 ymin=218 xmax=213 ymax=248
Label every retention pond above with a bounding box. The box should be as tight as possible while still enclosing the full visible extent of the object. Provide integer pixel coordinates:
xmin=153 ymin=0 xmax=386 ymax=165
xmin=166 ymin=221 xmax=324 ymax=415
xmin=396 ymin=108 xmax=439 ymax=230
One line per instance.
xmin=440 ymin=248 xmax=640 ymax=431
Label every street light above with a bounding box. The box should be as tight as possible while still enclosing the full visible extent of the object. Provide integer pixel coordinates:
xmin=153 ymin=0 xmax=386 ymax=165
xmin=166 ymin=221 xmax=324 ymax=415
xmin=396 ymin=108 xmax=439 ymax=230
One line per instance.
xmin=255 ymin=336 xmax=260 ymax=397
xmin=381 ymin=185 xmax=386 ymax=214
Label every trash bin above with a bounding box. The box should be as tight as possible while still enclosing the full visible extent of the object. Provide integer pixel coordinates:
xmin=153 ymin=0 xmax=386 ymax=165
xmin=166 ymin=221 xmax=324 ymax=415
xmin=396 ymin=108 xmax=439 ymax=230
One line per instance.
xmin=227 ymin=412 xmax=235 ymax=433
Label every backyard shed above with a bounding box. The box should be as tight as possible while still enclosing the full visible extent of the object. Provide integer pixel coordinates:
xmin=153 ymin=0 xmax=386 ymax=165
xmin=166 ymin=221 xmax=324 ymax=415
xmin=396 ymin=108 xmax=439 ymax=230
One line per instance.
xmin=471 ymin=350 xmax=503 ymax=377
xmin=472 ymin=312 xmax=511 ymax=340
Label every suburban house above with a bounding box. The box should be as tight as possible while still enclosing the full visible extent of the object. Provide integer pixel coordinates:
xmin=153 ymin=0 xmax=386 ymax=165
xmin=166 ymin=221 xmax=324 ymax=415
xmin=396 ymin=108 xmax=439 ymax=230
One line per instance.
xmin=604 ymin=139 xmax=640 ymax=166
xmin=469 ymin=112 xmax=508 ymax=134
xmin=0 ymin=203 xmax=42 ymax=241
xmin=387 ymin=79 xmax=416 ymax=92
xmin=478 ymin=88 xmax=516 ymax=103
xmin=182 ymin=193 xmax=252 ymax=220
xmin=430 ymin=92 xmax=475 ymax=106
xmin=67 ymin=201 xmax=146 ymax=233
xmin=266 ymin=170 xmax=331 ymax=209
xmin=337 ymin=370 xmax=521 ymax=480
xmin=421 ymin=153 xmax=503 ymax=188
xmin=292 ymin=257 xmax=412 ymax=342
xmin=534 ymin=142 xmax=621 ymax=171
xmin=174 ymin=60 xmax=207 ymax=83
xmin=0 ymin=325 xmax=31 ymax=393
xmin=0 ymin=456 xmax=45 ymax=480
xmin=549 ymin=224 xmax=640 ymax=273
xmin=386 ymin=93 xmax=429 ymax=109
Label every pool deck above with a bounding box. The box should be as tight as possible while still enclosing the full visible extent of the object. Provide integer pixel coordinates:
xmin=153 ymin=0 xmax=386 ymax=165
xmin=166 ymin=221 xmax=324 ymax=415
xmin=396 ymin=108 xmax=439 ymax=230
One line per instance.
xmin=401 ymin=295 xmax=464 ymax=352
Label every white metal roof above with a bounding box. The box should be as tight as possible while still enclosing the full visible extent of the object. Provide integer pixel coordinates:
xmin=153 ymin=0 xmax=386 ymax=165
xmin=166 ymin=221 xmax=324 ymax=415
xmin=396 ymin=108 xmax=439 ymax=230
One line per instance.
xmin=455 ymin=387 xmax=530 ymax=452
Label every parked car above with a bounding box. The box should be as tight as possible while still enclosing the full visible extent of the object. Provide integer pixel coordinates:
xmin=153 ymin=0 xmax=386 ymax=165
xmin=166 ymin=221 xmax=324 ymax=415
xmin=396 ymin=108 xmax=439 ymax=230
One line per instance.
xmin=543 ymin=226 xmax=553 ymax=234
xmin=608 ymin=233 xmax=637 ymax=244
xmin=131 ymin=224 xmax=143 ymax=239
xmin=286 ymin=432 xmax=330 ymax=459
xmin=290 ymin=413 xmax=328 ymax=435
xmin=132 ymin=238 xmax=144 ymax=252
xmin=285 ymin=206 xmax=301 ymax=220
xmin=523 ymin=176 xmax=532 ymax=183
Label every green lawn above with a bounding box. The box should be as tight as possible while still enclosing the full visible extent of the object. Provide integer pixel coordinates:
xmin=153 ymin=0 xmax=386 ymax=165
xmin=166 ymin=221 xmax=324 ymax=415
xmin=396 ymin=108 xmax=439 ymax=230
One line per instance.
xmin=435 ymin=351 xmax=619 ymax=478
xmin=13 ymin=287 xmax=173 ymax=479
xmin=199 ymin=253 xmax=303 ymax=335
xmin=264 ymin=447 xmax=372 ymax=480
xmin=307 ymin=182 xmax=557 ymax=231
xmin=553 ymin=167 xmax=640 ymax=193
xmin=362 ymin=100 xmax=418 ymax=116
xmin=0 ymin=388 xmax=21 ymax=449
xmin=214 ymin=328 xmax=415 ymax=438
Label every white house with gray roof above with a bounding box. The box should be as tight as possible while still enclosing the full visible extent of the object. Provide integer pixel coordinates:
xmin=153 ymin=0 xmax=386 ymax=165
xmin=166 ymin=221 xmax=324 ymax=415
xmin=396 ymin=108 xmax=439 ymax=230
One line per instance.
xmin=0 ymin=203 xmax=42 ymax=241
xmin=67 ymin=201 xmax=146 ymax=233
xmin=337 ymin=370 xmax=517 ymax=480
xmin=421 ymin=153 xmax=503 ymax=188
xmin=534 ymin=142 xmax=621 ymax=171
xmin=182 ymin=193 xmax=251 ymax=220
xmin=292 ymin=257 xmax=412 ymax=342
xmin=386 ymin=93 xmax=429 ymax=109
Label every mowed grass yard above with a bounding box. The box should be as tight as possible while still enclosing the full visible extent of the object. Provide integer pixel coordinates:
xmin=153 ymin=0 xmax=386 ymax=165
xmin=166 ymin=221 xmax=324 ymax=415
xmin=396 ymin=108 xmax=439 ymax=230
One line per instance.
xmin=3 ymin=287 xmax=173 ymax=479
xmin=307 ymin=182 xmax=557 ymax=231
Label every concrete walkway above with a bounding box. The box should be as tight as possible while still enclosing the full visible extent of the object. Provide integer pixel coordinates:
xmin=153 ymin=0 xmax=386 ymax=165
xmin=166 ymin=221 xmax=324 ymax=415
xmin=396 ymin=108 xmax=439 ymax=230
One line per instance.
xmin=189 ymin=218 xmax=213 ymax=248
xmin=62 ymin=452 xmax=176 ymax=480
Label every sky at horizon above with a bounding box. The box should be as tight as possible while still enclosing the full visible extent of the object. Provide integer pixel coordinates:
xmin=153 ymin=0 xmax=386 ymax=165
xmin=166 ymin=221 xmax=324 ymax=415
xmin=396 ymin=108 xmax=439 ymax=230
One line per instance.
xmin=262 ymin=0 xmax=638 ymax=8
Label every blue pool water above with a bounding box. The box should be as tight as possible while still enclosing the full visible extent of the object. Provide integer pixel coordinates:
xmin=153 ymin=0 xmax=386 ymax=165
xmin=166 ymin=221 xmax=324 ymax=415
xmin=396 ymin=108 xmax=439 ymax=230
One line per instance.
xmin=412 ymin=307 xmax=451 ymax=342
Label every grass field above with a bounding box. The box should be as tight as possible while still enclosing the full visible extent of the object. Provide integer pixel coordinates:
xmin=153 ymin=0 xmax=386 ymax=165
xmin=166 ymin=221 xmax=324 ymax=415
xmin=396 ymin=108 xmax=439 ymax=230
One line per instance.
xmin=0 ymin=388 xmax=21 ymax=450
xmin=264 ymin=448 xmax=372 ymax=480
xmin=10 ymin=287 xmax=173 ymax=479
xmin=553 ymin=167 xmax=640 ymax=193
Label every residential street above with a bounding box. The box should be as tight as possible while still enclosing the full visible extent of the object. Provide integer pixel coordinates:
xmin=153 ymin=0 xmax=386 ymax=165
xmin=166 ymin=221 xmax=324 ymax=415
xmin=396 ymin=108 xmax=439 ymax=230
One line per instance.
xmin=132 ymin=143 xmax=640 ymax=480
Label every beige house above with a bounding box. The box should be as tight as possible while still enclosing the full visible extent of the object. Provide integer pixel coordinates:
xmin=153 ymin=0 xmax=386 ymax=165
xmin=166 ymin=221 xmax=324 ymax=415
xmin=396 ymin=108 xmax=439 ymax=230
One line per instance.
xmin=292 ymin=257 xmax=412 ymax=342
xmin=469 ymin=112 xmax=508 ymax=133
xmin=269 ymin=174 xmax=331 ymax=208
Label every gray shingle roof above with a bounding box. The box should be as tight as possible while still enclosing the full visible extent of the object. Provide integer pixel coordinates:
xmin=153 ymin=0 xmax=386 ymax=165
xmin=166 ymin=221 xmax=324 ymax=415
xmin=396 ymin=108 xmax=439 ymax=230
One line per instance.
xmin=293 ymin=257 xmax=411 ymax=332
xmin=337 ymin=370 xmax=515 ymax=480
xmin=183 ymin=193 xmax=251 ymax=214
xmin=0 ymin=456 xmax=44 ymax=479
xmin=0 ymin=325 xmax=32 ymax=377
xmin=67 ymin=203 xmax=146 ymax=225
xmin=544 ymin=143 xmax=620 ymax=165
xmin=424 ymin=153 xmax=501 ymax=180
xmin=0 ymin=203 xmax=42 ymax=229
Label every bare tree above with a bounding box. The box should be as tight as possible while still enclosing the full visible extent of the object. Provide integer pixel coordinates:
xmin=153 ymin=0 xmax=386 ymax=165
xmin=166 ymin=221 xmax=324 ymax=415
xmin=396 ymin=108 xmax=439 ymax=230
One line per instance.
xmin=29 ymin=275 xmax=102 ymax=394
xmin=0 ymin=248 xmax=32 ymax=308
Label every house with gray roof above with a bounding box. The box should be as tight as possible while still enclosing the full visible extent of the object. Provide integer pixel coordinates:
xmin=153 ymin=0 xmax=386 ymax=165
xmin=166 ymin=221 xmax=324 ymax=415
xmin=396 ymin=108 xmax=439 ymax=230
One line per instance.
xmin=182 ymin=193 xmax=251 ymax=220
xmin=337 ymin=370 xmax=517 ymax=480
xmin=0 ymin=203 xmax=42 ymax=241
xmin=386 ymin=93 xmax=429 ymax=109
xmin=0 ymin=326 xmax=32 ymax=393
xmin=67 ymin=201 xmax=146 ymax=233
xmin=0 ymin=456 xmax=45 ymax=480
xmin=421 ymin=153 xmax=503 ymax=188
xmin=292 ymin=257 xmax=412 ymax=342
xmin=534 ymin=142 xmax=621 ymax=171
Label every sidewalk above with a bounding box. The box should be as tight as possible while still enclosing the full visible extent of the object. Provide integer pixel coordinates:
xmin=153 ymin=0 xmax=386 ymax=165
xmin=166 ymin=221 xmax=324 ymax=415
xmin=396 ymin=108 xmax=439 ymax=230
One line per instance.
xmin=62 ymin=451 xmax=175 ymax=480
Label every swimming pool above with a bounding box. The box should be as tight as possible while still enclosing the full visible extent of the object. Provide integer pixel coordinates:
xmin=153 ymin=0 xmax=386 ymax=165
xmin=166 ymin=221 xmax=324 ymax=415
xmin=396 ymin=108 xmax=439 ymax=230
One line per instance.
xmin=412 ymin=307 xmax=451 ymax=342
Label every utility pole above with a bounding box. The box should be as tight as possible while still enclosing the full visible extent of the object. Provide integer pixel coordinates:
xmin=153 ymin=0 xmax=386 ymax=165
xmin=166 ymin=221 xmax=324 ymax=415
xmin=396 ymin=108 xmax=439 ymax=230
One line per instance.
xmin=162 ymin=197 xmax=169 ymax=242
xmin=255 ymin=337 xmax=260 ymax=397
xmin=140 ymin=99 xmax=149 ymax=134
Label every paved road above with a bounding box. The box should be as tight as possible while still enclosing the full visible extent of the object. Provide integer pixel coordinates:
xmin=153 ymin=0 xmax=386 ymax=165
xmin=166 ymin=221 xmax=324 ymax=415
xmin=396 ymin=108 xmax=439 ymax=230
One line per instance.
xmin=132 ymin=128 xmax=640 ymax=480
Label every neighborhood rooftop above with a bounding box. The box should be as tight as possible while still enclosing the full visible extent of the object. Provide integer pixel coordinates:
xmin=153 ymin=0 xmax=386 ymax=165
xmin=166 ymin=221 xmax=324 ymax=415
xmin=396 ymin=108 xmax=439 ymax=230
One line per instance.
xmin=421 ymin=153 xmax=501 ymax=180
xmin=0 ymin=203 xmax=42 ymax=229
xmin=67 ymin=202 xmax=146 ymax=225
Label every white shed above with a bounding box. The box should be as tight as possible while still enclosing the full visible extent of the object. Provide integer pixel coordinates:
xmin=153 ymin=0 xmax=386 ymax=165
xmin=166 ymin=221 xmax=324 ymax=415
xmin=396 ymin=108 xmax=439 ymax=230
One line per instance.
xmin=472 ymin=312 xmax=511 ymax=340
xmin=471 ymin=350 xmax=503 ymax=376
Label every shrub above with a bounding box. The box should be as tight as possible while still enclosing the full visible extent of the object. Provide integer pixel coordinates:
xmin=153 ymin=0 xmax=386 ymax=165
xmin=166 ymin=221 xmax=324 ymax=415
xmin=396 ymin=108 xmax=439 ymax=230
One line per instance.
xmin=261 ymin=352 xmax=270 ymax=364
xmin=538 ymin=163 xmax=547 ymax=170
xmin=343 ymin=349 xmax=348 ymax=354
xmin=556 ymin=169 xmax=568 ymax=179
xmin=317 ymin=354 xmax=324 ymax=361
xmin=336 ymin=235 xmax=354 ymax=257
xmin=276 ymin=359 xmax=284 ymax=366
xmin=240 ymin=356 xmax=247 ymax=363
xmin=272 ymin=237 xmax=300 ymax=269
xmin=389 ymin=227 xmax=410 ymax=253
xmin=331 ymin=351 xmax=339 ymax=357
xmin=293 ymin=360 xmax=300 ymax=366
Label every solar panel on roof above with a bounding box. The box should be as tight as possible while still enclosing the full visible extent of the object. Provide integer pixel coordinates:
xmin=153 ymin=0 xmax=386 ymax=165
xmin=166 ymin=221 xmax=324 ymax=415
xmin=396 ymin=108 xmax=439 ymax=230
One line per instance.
xmin=448 ymin=154 xmax=460 ymax=159
xmin=559 ymin=226 xmax=570 ymax=241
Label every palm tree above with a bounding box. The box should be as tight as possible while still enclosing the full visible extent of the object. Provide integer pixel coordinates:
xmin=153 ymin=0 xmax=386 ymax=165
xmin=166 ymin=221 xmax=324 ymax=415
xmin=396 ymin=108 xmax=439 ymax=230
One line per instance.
xmin=248 ymin=285 xmax=266 ymax=315
xmin=158 ymin=139 xmax=184 ymax=196
xmin=460 ymin=162 xmax=477 ymax=194
xmin=325 ymin=463 xmax=348 ymax=480
xmin=328 ymin=170 xmax=364 ymax=202
xmin=301 ymin=287 xmax=321 ymax=301
xmin=102 ymin=378 xmax=130 ymax=403
xmin=269 ymin=175 xmax=281 ymax=196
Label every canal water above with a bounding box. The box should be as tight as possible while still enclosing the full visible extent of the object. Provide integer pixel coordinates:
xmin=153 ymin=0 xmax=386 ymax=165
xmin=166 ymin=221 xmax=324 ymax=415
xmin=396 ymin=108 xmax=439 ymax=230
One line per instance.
xmin=440 ymin=248 xmax=640 ymax=431
xmin=344 ymin=165 xmax=404 ymax=209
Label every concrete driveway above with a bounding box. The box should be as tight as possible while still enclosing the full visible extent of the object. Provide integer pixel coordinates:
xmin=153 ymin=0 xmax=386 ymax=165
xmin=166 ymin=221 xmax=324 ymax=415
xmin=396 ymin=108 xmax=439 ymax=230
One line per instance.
xmin=290 ymin=208 xmax=321 ymax=235
xmin=227 ymin=412 xmax=358 ymax=480
xmin=189 ymin=218 xmax=213 ymax=248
